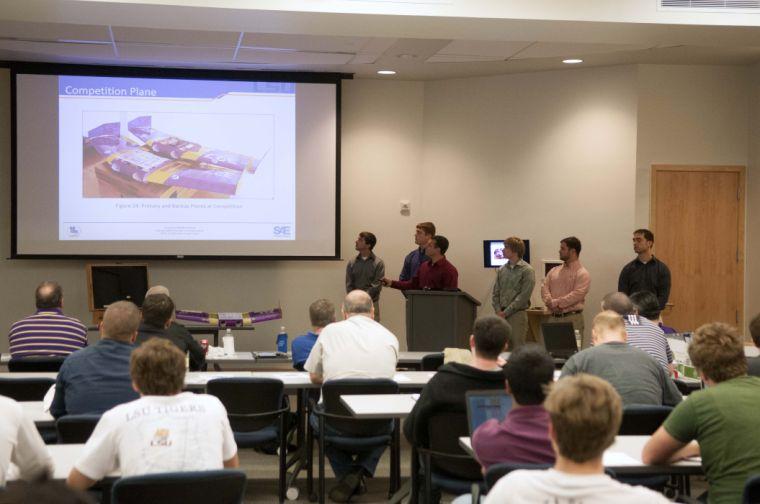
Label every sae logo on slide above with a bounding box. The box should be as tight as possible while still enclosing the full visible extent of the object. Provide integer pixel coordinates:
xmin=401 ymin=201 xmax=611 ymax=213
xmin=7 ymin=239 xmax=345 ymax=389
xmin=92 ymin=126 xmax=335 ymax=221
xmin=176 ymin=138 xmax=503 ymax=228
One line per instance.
xmin=273 ymin=225 xmax=291 ymax=238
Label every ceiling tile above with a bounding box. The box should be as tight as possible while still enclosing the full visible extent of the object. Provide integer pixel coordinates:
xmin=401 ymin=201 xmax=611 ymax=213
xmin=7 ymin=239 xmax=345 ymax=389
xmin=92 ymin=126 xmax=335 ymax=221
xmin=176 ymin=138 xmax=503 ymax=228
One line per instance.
xmin=512 ymin=42 xmax=653 ymax=59
xmin=112 ymin=26 xmax=240 ymax=48
xmin=241 ymin=33 xmax=367 ymax=53
xmin=236 ymin=48 xmax=353 ymax=65
xmin=117 ymin=44 xmax=234 ymax=62
xmin=0 ymin=21 xmax=110 ymax=42
xmin=435 ymin=40 xmax=533 ymax=58
xmin=0 ymin=39 xmax=114 ymax=58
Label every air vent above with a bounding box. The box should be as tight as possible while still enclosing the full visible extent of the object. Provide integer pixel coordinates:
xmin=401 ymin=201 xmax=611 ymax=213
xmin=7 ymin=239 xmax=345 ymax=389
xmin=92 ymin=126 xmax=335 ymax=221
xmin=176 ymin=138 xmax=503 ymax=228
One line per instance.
xmin=661 ymin=0 xmax=760 ymax=9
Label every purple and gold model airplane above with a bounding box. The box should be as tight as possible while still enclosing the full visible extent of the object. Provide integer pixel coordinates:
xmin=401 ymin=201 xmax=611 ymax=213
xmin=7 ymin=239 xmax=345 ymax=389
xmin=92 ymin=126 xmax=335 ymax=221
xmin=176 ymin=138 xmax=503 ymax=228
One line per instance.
xmin=175 ymin=307 xmax=282 ymax=327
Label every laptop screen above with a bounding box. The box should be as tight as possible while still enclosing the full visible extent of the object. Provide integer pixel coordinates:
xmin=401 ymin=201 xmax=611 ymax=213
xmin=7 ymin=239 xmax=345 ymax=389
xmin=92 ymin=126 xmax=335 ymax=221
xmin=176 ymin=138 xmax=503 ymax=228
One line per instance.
xmin=465 ymin=391 xmax=512 ymax=435
xmin=541 ymin=322 xmax=578 ymax=359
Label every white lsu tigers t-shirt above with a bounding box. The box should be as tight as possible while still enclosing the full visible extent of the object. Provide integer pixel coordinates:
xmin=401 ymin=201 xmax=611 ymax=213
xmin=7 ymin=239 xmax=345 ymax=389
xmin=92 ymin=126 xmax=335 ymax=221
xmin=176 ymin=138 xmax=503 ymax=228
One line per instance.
xmin=74 ymin=392 xmax=237 ymax=481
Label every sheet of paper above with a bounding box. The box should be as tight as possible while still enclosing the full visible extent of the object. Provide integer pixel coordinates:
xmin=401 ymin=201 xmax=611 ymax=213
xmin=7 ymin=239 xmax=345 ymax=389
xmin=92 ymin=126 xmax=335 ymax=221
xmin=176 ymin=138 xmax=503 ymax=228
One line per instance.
xmin=602 ymin=451 xmax=643 ymax=466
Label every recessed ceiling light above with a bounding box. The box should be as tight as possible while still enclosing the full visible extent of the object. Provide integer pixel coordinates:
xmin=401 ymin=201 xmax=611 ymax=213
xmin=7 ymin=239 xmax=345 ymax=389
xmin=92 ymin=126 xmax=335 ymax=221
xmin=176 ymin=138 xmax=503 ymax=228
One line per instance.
xmin=377 ymin=70 xmax=396 ymax=75
xmin=562 ymin=58 xmax=583 ymax=64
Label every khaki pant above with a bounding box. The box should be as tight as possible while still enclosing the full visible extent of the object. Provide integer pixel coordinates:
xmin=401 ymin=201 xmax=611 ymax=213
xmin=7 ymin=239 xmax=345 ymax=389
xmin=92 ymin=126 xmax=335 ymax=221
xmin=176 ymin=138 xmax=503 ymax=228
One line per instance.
xmin=544 ymin=311 xmax=588 ymax=349
xmin=506 ymin=310 xmax=529 ymax=350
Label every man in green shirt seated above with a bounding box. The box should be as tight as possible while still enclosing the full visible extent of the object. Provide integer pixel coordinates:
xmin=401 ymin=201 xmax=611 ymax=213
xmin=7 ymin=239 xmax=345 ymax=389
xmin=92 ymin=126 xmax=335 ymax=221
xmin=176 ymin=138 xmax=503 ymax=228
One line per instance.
xmin=643 ymin=322 xmax=760 ymax=504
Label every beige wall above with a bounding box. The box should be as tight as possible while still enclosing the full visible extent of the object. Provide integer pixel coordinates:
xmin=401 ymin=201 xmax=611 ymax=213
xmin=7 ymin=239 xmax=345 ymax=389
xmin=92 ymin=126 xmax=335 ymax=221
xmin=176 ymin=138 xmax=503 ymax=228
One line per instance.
xmin=748 ymin=63 xmax=760 ymax=333
xmin=0 ymin=62 xmax=755 ymax=352
xmin=421 ymin=65 xmax=639 ymax=333
xmin=635 ymin=64 xmax=752 ymax=332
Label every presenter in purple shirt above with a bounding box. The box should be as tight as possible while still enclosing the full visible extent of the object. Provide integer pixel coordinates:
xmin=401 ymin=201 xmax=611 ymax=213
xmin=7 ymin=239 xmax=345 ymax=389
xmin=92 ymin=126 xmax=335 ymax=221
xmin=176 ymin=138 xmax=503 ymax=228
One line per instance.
xmin=398 ymin=222 xmax=436 ymax=281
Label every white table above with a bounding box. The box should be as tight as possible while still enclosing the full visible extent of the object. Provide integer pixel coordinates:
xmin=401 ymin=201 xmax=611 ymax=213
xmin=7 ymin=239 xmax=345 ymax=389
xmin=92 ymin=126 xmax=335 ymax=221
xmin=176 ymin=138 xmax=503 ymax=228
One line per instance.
xmin=458 ymin=435 xmax=703 ymax=475
xmin=340 ymin=393 xmax=418 ymax=418
xmin=6 ymin=444 xmax=111 ymax=481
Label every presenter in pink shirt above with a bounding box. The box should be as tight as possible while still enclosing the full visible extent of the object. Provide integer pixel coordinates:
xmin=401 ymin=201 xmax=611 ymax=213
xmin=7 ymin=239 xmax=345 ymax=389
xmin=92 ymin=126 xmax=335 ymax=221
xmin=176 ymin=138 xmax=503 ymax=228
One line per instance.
xmin=541 ymin=236 xmax=591 ymax=348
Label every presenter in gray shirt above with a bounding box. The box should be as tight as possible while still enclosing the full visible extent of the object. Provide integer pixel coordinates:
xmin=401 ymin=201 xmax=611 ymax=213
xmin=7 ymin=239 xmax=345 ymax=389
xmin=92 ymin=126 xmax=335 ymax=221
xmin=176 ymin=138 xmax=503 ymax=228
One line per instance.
xmin=492 ymin=236 xmax=535 ymax=348
xmin=346 ymin=231 xmax=385 ymax=321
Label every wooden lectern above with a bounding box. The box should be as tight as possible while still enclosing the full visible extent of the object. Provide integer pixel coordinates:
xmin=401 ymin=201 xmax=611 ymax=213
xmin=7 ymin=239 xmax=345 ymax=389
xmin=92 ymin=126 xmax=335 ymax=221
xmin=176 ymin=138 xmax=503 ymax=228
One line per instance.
xmin=404 ymin=290 xmax=481 ymax=351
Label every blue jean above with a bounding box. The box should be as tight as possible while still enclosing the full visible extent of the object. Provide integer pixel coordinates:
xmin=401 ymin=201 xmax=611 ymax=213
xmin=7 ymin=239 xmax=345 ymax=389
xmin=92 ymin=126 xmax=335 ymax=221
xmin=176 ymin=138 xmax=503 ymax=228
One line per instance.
xmin=309 ymin=410 xmax=392 ymax=480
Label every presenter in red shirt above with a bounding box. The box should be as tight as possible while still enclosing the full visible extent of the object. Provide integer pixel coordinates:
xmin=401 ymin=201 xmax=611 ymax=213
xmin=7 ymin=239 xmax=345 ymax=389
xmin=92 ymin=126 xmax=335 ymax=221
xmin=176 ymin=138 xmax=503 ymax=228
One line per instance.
xmin=382 ymin=235 xmax=458 ymax=291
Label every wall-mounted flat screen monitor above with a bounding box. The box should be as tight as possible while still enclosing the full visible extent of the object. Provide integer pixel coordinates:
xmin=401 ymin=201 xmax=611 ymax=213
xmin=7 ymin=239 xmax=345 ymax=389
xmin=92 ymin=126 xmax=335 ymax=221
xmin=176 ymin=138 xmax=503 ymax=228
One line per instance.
xmin=12 ymin=63 xmax=344 ymax=259
xmin=483 ymin=239 xmax=530 ymax=268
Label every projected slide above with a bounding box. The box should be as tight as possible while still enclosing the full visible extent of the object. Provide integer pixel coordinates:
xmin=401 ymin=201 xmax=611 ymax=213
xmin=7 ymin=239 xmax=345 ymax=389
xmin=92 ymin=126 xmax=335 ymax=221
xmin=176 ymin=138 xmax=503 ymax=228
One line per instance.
xmin=58 ymin=76 xmax=295 ymax=241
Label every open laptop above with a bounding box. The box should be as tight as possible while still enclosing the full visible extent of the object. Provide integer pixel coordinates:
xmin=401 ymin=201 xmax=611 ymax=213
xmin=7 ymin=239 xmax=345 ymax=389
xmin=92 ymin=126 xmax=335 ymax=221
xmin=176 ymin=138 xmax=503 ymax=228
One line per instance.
xmin=541 ymin=322 xmax=579 ymax=360
xmin=465 ymin=390 xmax=512 ymax=435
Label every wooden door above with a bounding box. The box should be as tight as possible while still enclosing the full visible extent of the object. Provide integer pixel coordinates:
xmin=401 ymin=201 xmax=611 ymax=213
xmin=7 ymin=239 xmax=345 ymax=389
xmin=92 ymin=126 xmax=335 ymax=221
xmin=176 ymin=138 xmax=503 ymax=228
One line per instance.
xmin=651 ymin=165 xmax=744 ymax=332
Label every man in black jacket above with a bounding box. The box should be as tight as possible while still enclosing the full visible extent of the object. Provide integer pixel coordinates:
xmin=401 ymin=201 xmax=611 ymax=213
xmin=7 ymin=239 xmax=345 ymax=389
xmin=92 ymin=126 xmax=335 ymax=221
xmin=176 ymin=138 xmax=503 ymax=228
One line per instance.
xmin=404 ymin=315 xmax=511 ymax=448
xmin=136 ymin=293 xmax=205 ymax=370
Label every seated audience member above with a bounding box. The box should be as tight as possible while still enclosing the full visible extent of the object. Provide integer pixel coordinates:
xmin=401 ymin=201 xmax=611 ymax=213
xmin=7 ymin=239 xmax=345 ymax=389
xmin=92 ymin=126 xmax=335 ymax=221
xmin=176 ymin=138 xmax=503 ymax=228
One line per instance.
xmin=630 ymin=290 xmax=677 ymax=334
xmin=0 ymin=396 xmax=53 ymax=487
xmin=561 ymin=311 xmax=681 ymax=406
xmin=304 ymin=290 xmax=399 ymax=502
xmin=291 ymin=298 xmax=336 ymax=370
xmin=8 ymin=281 xmax=87 ymax=358
xmin=50 ymin=301 xmax=141 ymax=419
xmin=135 ymin=293 xmax=205 ymax=370
xmin=747 ymin=313 xmax=760 ymax=377
xmin=472 ymin=344 xmax=555 ymax=471
xmin=405 ymin=316 xmax=511 ymax=448
xmin=601 ymin=292 xmax=674 ymax=373
xmin=144 ymin=285 xmax=202 ymax=362
xmin=485 ymin=374 xmax=669 ymax=504
xmin=643 ymin=322 xmax=760 ymax=504
xmin=66 ymin=338 xmax=238 ymax=490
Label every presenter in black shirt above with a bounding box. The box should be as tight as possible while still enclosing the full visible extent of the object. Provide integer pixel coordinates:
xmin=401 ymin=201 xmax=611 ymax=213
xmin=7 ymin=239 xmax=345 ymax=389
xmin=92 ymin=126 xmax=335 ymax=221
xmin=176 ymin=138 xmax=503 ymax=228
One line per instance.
xmin=618 ymin=228 xmax=671 ymax=310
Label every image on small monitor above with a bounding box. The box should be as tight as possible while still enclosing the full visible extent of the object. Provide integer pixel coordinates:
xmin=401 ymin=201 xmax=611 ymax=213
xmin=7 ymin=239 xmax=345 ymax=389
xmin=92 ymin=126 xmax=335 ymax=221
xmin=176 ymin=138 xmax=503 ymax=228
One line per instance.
xmin=483 ymin=239 xmax=530 ymax=268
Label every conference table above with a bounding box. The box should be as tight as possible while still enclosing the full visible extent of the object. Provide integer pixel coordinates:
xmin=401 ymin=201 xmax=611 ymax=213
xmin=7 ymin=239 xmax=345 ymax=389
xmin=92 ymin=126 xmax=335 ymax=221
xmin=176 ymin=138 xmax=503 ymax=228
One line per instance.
xmin=457 ymin=436 xmax=703 ymax=476
xmin=203 ymin=351 xmax=438 ymax=371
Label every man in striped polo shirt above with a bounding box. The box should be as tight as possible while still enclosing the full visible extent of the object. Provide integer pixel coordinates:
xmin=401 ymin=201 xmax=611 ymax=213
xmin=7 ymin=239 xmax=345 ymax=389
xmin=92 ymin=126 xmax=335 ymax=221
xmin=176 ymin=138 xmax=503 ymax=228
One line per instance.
xmin=8 ymin=281 xmax=87 ymax=358
xmin=601 ymin=291 xmax=675 ymax=375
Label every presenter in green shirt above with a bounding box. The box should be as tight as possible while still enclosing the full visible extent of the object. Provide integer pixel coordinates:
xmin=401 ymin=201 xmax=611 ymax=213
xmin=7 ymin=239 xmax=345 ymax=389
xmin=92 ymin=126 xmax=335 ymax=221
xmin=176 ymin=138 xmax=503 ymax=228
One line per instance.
xmin=643 ymin=322 xmax=760 ymax=504
xmin=491 ymin=236 xmax=535 ymax=348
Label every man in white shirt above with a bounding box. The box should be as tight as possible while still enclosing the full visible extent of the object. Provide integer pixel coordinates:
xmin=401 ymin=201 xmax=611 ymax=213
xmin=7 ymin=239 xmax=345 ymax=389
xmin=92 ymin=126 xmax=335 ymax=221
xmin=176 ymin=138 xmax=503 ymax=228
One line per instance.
xmin=0 ymin=395 xmax=53 ymax=486
xmin=484 ymin=374 xmax=669 ymax=504
xmin=66 ymin=338 xmax=239 ymax=490
xmin=304 ymin=290 xmax=399 ymax=502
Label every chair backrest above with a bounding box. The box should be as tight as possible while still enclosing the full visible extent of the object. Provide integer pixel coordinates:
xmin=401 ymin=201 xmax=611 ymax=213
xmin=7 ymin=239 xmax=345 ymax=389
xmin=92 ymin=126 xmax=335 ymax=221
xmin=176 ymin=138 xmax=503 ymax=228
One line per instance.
xmin=427 ymin=411 xmax=482 ymax=481
xmin=485 ymin=462 xmax=553 ymax=491
xmin=206 ymin=378 xmax=284 ymax=432
xmin=56 ymin=414 xmax=101 ymax=443
xmin=8 ymin=356 xmax=67 ymax=372
xmin=0 ymin=377 xmax=55 ymax=401
xmin=742 ymin=474 xmax=760 ymax=504
xmin=619 ymin=405 xmax=673 ymax=435
xmin=321 ymin=378 xmax=399 ymax=435
xmin=111 ymin=469 xmax=247 ymax=504
xmin=420 ymin=353 xmax=444 ymax=371
xmin=674 ymin=378 xmax=699 ymax=396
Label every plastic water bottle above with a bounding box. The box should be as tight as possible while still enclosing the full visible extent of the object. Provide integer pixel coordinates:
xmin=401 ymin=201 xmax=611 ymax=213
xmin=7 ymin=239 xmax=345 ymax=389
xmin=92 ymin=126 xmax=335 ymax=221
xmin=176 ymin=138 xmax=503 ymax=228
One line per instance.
xmin=222 ymin=328 xmax=235 ymax=356
xmin=276 ymin=326 xmax=288 ymax=354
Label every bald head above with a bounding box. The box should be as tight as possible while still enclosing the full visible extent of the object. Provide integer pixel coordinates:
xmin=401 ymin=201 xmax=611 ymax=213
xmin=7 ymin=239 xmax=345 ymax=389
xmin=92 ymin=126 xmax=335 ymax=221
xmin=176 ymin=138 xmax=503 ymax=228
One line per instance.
xmin=101 ymin=301 xmax=140 ymax=343
xmin=145 ymin=285 xmax=170 ymax=297
xmin=601 ymin=292 xmax=634 ymax=316
xmin=35 ymin=281 xmax=63 ymax=310
xmin=342 ymin=290 xmax=374 ymax=318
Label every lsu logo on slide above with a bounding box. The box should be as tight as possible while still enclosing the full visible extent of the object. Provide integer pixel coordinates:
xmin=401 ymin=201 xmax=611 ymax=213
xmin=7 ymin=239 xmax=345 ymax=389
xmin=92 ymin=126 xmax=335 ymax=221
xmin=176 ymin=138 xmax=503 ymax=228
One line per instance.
xmin=273 ymin=226 xmax=291 ymax=238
